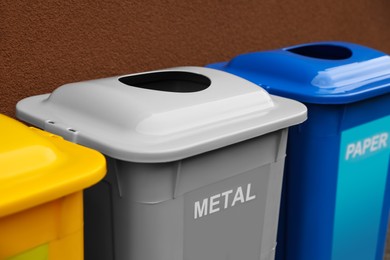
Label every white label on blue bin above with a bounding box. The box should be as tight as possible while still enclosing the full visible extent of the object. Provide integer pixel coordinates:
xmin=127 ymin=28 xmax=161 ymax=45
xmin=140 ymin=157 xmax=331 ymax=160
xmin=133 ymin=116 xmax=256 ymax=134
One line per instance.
xmin=194 ymin=183 xmax=256 ymax=219
xmin=345 ymin=132 xmax=388 ymax=160
xmin=332 ymin=115 xmax=390 ymax=260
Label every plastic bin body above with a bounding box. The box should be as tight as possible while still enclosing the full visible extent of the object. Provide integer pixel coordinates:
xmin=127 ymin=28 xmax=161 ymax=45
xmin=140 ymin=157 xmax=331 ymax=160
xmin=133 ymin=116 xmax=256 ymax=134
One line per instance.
xmin=1 ymin=192 xmax=84 ymax=260
xmin=282 ymin=98 xmax=390 ymax=260
xmin=0 ymin=115 xmax=106 ymax=260
xmin=87 ymin=130 xmax=287 ymax=260
xmin=207 ymin=42 xmax=390 ymax=260
xmin=16 ymin=66 xmax=306 ymax=260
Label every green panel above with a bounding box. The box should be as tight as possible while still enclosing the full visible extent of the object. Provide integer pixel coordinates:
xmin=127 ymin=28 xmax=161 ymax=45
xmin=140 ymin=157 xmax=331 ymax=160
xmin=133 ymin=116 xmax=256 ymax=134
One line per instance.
xmin=7 ymin=244 xmax=48 ymax=260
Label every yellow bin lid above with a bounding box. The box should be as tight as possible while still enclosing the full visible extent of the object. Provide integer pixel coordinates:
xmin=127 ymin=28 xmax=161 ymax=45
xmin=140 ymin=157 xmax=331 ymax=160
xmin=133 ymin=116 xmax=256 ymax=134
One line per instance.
xmin=0 ymin=114 xmax=106 ymax=217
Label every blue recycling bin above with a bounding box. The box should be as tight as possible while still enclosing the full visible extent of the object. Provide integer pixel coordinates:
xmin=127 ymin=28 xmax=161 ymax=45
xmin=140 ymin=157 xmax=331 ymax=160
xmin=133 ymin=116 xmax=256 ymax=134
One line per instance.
xmin=207 ymin=41 xmax=390 ymax=260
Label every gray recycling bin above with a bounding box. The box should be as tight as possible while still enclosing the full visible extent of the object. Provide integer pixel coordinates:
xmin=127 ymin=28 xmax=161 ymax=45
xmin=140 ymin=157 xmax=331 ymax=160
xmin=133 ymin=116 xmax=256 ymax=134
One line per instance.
xmin=16 ymin=66 xmax=306 ymax=260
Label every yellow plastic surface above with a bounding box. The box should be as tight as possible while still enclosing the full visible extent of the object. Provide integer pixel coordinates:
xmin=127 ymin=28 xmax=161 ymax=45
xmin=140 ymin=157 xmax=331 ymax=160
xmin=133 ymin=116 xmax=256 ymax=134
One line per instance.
xmin=0 ymin=192 xmax=84 ymax=259
xmin=0 ymin=114 xmax=106 ymax=217
xmin=0 ymin=114 xmax=106 ymax=259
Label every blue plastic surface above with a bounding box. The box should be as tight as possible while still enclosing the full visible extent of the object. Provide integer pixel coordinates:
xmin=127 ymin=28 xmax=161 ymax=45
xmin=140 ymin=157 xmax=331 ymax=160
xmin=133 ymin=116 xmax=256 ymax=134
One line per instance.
xmin=207 ymin=41 xmax=390 ymax=260
xmin=208 ymin=41 xmax=390 ymax=104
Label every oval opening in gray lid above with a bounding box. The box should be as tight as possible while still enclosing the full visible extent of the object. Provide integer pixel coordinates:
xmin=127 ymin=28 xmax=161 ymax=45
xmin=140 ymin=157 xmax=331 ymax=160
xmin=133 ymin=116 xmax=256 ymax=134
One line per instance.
xmin=118 ymin=71 xmax=211 ymax=93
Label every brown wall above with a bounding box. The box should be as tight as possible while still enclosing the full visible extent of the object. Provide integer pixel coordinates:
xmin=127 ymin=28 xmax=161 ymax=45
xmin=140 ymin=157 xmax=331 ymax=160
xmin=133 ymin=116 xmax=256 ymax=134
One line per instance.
xmin=1 ymin=0 xmax=390 ymax=117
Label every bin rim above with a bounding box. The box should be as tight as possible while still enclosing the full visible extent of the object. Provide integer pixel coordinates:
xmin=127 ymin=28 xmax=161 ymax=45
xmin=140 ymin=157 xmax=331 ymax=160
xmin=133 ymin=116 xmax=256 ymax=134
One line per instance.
xmin=0 ymin=114 xmax=106 ymax=217
xmin=16 ymin=66 xmax=307 ymax=163
xmin=207 ymin=41 xmax=390 ymax=104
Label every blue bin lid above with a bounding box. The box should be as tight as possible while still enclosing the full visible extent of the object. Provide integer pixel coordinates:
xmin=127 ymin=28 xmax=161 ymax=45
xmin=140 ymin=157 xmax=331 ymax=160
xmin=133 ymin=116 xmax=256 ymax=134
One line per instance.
xmin=208 ymin=41 xmax=390 ymax=104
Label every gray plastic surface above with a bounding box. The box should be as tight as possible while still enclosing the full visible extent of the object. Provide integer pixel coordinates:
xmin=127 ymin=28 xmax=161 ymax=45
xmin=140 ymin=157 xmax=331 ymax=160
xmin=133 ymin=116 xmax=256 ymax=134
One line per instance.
xmin=15 ymin=66 xmax=307 ymax=260
xmin=16 ymin=66 xmax=306 ymax=163
xmin=85 ymin=129 xmax=288 ymax=260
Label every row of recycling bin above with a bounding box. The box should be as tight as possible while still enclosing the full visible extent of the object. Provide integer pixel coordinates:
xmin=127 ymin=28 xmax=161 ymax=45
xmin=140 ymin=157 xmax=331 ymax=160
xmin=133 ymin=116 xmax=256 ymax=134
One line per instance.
xmin=1 ymin=41 xmax=389 ymax=260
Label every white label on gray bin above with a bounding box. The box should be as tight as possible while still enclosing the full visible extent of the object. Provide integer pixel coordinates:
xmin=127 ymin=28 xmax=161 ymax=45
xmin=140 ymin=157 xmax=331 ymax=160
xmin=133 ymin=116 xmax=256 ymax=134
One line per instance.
xmin=194 ymin=183 xmax=256 ymax=219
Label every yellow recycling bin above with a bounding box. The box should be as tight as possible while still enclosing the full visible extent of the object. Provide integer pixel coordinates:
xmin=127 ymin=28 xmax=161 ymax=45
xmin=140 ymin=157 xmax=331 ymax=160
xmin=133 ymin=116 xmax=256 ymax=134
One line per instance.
xmin=0 ymin=114 xmax=106 ymax=260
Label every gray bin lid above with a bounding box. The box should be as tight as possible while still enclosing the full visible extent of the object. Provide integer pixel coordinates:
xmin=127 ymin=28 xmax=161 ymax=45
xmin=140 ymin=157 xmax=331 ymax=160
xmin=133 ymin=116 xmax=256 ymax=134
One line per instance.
xmin=16 ymin=66 xmax=306 ymax=163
